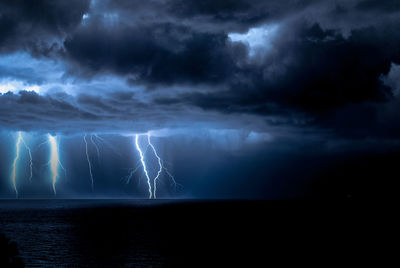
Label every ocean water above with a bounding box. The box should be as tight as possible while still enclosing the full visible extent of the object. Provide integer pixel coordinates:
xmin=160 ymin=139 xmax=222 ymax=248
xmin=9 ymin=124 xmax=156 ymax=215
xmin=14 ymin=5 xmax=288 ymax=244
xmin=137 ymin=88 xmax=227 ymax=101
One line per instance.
xmin=2 ymin=199 xmax=272 ymax=267
xmin=0 ymin=199 xmax=357 ymax=267
xmin=0 ymin=199 xmax=179 ymax=267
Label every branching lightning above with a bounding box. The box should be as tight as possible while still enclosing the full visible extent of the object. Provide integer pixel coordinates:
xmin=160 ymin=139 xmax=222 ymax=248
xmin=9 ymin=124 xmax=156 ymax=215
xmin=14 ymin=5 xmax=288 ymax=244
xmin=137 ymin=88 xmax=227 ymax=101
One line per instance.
xmin=130 ymin=133 xmax=180 ymax=199
xmin=21 ymin=136 xmax=33 ymax=182
xmin=124 ymin=162 xmax=142 ymax=184
xmin=11 ymin=132 xmax=33 ymax=197
xmin=8 ymin=132 xmax=178 ymax=198
xmin=164 ymin=166 xmax=181 ymax=191
xmin=147 ymin=134 xmax=163 ymax=199
xmin=135 ymin=134 xmax=153 ymax=199
xmin=84 ymin=134 xmax=94 ymax=190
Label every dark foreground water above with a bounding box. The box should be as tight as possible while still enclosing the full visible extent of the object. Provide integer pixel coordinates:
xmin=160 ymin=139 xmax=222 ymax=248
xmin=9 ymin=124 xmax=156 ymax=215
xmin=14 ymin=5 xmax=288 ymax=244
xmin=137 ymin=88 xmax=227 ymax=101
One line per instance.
xmin=0 ymin=199 xmax=370 ymax=267
xmin=1 ymin=200 xmax=174 ymax=267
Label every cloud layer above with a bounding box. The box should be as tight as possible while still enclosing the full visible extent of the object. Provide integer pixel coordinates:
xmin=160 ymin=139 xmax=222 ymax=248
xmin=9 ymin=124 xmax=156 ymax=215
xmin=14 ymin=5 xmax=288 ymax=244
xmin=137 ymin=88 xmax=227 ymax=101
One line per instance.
xmin=1 ymin=0 xmax=400 ymax=138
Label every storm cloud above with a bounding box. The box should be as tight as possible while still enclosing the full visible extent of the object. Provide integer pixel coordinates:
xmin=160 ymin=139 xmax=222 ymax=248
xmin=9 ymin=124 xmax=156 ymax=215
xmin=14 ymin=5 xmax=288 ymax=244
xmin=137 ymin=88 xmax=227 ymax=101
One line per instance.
xmin=0 ymin=0 xmax=90 ymax=55
xmin=0 ymin=0 xmax=400 ymax=139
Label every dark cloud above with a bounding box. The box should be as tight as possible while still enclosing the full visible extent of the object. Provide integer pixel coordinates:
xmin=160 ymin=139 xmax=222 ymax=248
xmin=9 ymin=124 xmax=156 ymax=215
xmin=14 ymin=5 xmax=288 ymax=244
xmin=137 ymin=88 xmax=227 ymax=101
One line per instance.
xmin=0 ymin=66 xmax=44 ymax=85
xmin=0 ymin=90 xmax=153 ymax=133
xmin=64 ymin=22 xmax=247 ymax=85
xmin=102 ymin=0 xmax=317 ymax=31
xmin=0 ymin=91 xmax=97 ymax=132
xmin=0 ymin=90 xmax=267 ymax=134
xmin=158 ymin=21 xmax=399 ymax=113
xmin=0 ymin=0 xmax=90 ymax=55
xmin=0 ymin=0 xmax=400 ymax=140
xmin=356 ymin=0 xmax=400 ymax=13
xmin=59 ymin=0 xmax=318 ymax=84
xmin=60 ymin=0 xmax=319 ymax=84
xmin=162 ymin=0 xmax=318 ymax=32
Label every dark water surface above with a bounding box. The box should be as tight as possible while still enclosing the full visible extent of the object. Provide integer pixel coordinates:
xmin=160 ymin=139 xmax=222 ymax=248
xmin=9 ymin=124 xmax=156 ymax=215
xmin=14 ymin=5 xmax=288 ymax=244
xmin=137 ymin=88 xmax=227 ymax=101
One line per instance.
xmin=0 ymin=199 xmax=366 ymax=267
xmin=0 ymin=200 xmax=177 ymax=267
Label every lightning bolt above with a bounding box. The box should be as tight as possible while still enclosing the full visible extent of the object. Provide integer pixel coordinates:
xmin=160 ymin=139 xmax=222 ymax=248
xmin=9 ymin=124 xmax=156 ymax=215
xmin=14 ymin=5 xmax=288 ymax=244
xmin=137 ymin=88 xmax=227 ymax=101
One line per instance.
xmin=130 ymin=133 xmax=180 ymax=199
xmin=11 ymin=132 xmax=34 ymax=197
xmin=164 ymin=166 xmax=180 ymax=191
xmin=124 ymin=162 xmax=142 ymax=184
xmin=135 ymin=134 xmax=153 ymax=199
xmin=83 ymin=134 xmax=94 ymax=190
xmin=20 ymin=136 xmax=33 ymax=182
xmin=147 ymin=134 xmax=163 ymax=199
xmin=48 ymin=134 xmax=64 ymax=195
xmin=11 ymin=133 xmax=23 ymax=197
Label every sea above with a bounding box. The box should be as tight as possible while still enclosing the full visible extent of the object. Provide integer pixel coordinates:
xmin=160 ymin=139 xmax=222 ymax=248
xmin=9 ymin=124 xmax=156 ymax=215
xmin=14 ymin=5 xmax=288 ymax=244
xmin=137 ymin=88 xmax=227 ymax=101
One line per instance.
xmin=0 ymin=199 xmax=185 ymax=267
xmin=0 ymin=199 xmax=361 ymax=267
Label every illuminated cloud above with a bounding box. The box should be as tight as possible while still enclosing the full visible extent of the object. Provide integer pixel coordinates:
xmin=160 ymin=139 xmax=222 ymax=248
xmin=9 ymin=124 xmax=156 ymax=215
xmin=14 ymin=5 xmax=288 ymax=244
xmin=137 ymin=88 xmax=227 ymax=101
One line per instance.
xmin=229 ymin=24 xmax=279 ymax=56
xmin=0 ymin=80 xmax=40 ymax=94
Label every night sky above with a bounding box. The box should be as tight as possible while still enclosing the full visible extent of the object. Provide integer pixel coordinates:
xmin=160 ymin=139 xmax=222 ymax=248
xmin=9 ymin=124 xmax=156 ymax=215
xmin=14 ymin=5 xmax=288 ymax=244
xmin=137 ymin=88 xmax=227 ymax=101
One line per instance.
xmin=0 ymin=0 xmax=399 ymax=199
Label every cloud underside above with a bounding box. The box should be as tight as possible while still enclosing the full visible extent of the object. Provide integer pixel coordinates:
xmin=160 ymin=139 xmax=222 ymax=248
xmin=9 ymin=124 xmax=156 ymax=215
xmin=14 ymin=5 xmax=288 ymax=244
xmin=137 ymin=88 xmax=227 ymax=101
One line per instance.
xmin=1 ymin=0 xmax=400 ymax=137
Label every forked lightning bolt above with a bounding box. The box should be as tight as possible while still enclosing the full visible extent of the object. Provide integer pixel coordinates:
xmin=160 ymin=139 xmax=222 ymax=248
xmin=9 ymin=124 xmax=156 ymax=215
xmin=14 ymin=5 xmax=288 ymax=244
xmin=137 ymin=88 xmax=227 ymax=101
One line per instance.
xmin=147 ymin=134 xmax=163 ymax=199
xmin=21 ymin=136 xmax=33 ymax=182
xmin=11 ymin=132 xmax=33 ymax=197
xmin=148 ymin=134 xmax=181 ymax=196
xmin=9 ymin=132 xmax=177 ymax=198
xmin=135 ymin=134 xmax=153 ymax=199
xmin=131 ymin=133 xmax=179 ymax=199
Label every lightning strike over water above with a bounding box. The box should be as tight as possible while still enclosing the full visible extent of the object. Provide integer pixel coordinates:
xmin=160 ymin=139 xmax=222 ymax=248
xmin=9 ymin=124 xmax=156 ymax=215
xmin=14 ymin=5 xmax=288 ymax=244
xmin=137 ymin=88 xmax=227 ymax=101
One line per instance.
xmin=11 ymin=132 xmax=23 ymax=197
xmin=164 ymin=166 xmax=180 ymax=191
xmin=11 ymin=132 xmax=34 ymax=197
xmin=21 ymin=136 xmax=33 ymax=182
xmin=84 ymin=134 xmax=94 ymax=190
xmin=148 ymin=134 xmax=163 ymax=199
xmin=135 ymin=134 xmax=153 ymax=199
xmin=130 ymin=133 xmax=179 ymax=199
xmin=48 ymin=134 xmax=62 ymax=195
xmin=124 ymin=161 xmax=142 ymax=184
